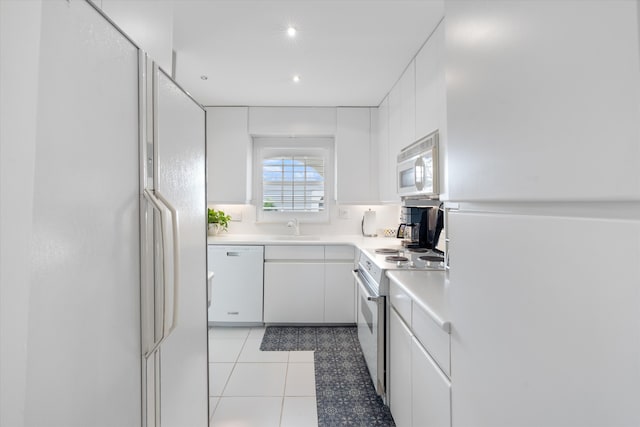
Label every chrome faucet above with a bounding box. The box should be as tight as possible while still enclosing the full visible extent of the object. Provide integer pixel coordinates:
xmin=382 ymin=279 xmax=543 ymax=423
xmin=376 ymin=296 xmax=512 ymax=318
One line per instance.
xmin=286 ymin=218 xmax=300 ymax=236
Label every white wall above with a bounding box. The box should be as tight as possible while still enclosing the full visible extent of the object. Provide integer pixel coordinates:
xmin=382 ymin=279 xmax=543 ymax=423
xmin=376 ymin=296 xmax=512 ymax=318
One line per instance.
xmin=0 ymin=2 xmax=42 ymax=425
xmin=209 ymin=204 xmax=401 ymax=237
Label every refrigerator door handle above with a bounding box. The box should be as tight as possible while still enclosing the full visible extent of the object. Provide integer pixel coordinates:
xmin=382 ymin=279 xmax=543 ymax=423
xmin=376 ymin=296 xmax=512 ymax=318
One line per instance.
xmin=155 ymin=190 xmax=180 ymax=335
xmin=142 ymin=189 xmax=180 ymax=358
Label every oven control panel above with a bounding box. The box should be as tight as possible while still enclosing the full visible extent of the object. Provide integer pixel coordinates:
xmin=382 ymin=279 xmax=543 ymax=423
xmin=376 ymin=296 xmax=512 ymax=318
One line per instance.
xmin=358 ymin=251 xmax=383 ymax=284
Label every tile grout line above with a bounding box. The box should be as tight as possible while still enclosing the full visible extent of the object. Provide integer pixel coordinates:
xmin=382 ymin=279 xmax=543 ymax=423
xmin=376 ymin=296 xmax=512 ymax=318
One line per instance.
xmin=279 ymin=361 xmax=289 ymax=427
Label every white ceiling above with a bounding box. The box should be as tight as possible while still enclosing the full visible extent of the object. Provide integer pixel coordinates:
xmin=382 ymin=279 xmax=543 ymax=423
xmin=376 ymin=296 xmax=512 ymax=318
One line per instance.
xmin=172 ymin=1 xmax=444 ymax=107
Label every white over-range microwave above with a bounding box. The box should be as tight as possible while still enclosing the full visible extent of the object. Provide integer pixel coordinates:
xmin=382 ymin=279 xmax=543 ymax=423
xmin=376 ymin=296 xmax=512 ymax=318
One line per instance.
xmin=397 ymin=130 xmax=439 ymax=199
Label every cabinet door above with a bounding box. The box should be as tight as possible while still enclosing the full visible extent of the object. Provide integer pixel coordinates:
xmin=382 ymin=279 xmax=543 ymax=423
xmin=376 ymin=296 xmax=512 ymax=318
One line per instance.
xmin=335 ymin=107 xmax=376 ymax=203
xmin=399 ymin=61 xmax=416 ymax=147
xmin=412 ymin=337 xmax=451 ymax=427
xmin=264 ymin=262 xmax=324 ymax=323
xmin=377 ymin=96 xmax=399 ymax=202
xmin=324 ymin=262 xmax=355 ymax=323
xmin=445 ymin=1 xmax=640 ymax=201
xmin=206 ymin=107 xmax=250 ymax=203
xmin=415 ymin=22 xmax=444 ymax=141
xmin=390 ymin=308 xmax=413 ymax=427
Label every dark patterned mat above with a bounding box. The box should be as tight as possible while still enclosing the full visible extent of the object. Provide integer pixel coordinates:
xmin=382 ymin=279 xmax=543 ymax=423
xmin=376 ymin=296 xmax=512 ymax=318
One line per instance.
xmin=260 ymin=326 xmax=395 ymax=427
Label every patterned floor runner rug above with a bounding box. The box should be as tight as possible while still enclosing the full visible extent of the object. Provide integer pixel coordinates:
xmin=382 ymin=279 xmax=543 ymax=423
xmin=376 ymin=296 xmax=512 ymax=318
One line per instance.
xmin=260 ymin=326 xmax=395 ymax=426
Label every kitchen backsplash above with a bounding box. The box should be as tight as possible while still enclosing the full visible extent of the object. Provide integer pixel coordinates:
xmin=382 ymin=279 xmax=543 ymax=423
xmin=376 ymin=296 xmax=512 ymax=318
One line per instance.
xmin=209 ymin=204 xmax=402 ymax=237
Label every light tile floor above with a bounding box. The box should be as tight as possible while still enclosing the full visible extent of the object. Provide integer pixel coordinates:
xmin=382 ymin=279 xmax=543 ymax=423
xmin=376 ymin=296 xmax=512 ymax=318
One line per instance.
xmin=209 ymin=326 xmax=318 ymax=427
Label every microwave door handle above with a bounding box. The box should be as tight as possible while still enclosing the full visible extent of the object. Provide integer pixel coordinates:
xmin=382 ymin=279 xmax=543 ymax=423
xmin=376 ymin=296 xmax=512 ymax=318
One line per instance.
xmin=414 ymin=157 xmax=425 ymax=191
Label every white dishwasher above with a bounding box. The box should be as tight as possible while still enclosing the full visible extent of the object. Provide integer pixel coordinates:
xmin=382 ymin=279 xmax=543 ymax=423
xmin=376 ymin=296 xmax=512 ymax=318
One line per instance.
xmin=207 ymin=245 xmax=264 ymax=325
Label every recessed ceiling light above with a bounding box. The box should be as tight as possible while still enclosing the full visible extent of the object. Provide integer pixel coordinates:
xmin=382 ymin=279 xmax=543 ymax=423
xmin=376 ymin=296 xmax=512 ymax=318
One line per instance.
xmin=200 ymin=75 xmax=208 ymax=80
xmin=287 ymin=26 xmax=297 ymax=38
xmin=292 ymin=75 xmax=301 ymax=83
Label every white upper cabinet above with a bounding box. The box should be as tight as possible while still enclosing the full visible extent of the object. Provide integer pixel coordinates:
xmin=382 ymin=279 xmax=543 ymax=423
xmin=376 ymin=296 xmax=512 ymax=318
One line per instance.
xmin=248 ymin=107 xmax=336 ymax=136
xmin=377 ymin=96 xmax=400 ymax=203
xmin=206 ymin=107 xmax=251 ymax=204
xmin=400 ymin=61 xmax=416 ymax=148
xmin=389 ymin=62 xmax=416 ymax=171
xmin=415 ymin=21 xmax=445 ymax=141
xmin=415 ymin=21 xmax=447 ymax=197
xmin=100 ymin=0 xmax=174 ymax=74
xmin=445 ymin=1 xmax=640 ymax=201
xmin=335 ymin=107 xmax=378 ymax=203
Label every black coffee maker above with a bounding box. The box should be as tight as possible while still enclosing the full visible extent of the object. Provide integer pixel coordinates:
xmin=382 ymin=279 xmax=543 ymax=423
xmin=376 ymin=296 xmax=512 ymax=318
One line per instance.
xmin=399 ymin=204 xmax=444 ymax=250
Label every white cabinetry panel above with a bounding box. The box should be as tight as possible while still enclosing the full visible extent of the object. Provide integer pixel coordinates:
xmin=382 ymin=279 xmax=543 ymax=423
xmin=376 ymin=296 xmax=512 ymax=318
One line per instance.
xmin=325 ymin=245 xmax=355 ymax=260
xmin=264 ymin=262 xmax=324 ymax=323
xmin=377 ymin=96 xmax=399 ymax=202
xmin=248 ymin=107 xmax=336 ymax=136
xmin=206 ymin=107 xmax=250 ymax=203
xmin=412 ymin=337 xmax=451 ymax=427
xmin=324 ymin=263 xmax=355 ymax=323
xmin=335 ymin=107 xmax=377 ymax=203
xmin=263 ymin=245 xmax=355 ymax=323
xmin=265 ymin=245 xmax=324 ymax=260
xmin=415 ymin=21 xmax=445 ymax=143
xmin=412 ymin=301 xmax=450 ymax=378
xmin=448 ymin=210 xmax=640 ymax=426
xmin=390 ymin=308 xmax=413 ymax=427
xmin=399 ymin=61 xmax=416 ymax=148
xmin=445 ymin=1 xmax=640 ymax=201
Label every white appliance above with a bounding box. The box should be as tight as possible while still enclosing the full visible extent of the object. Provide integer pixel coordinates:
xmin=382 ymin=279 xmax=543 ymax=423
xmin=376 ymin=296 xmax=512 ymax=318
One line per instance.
xmin=353 ymin=247 xmax=444 ymax=403
xmin=0 ymin=2 xmax=207 ymax=426
xmin=208 ymin=245 xmax=264 ymax=324
xmin=139 ymin=54 xmax=208 ymax=427
xmin=397 ymin=130 xmax=439 ymax=199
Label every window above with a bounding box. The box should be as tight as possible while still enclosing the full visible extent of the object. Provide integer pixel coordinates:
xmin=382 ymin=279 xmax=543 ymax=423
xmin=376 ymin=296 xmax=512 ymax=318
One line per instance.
xmin=253 ymin=137 xmax=333 ymax=223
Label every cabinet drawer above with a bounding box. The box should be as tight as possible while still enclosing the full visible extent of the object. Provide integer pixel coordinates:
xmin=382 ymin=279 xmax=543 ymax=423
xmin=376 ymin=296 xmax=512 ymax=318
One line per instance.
xmin=265 ymin=245 xmax=324 ymax=260
xmin=412 ymin=337 xmax=451 ymax=427
xmin=389 ymin=281 xmax=412 ymax=326
xmin=325 ymin=245 xmax=355 ymax=261
xmin=412 ymin=302 xmax=451 ymax=377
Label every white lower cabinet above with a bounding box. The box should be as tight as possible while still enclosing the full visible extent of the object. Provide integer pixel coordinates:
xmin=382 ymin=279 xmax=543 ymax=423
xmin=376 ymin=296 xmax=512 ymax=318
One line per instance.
xmin=264 ymin=262 xmax=324 ymax=323
xmin=263 ymin=245 xmax=355 ymax=323
xmin=389 ymin=286 xmax=452 ymax=427
xmin=324 ymin=262 xmax=355 ymax=323
xmin=412 ymin=336 xmax=451 ymax=427
xmin=390 ymin=308 xmax=413 ymax=427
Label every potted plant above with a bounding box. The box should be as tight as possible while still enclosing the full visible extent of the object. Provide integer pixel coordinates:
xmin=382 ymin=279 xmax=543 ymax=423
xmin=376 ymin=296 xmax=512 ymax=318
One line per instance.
xmin=208 ymin=208 xmax=231 ymax=235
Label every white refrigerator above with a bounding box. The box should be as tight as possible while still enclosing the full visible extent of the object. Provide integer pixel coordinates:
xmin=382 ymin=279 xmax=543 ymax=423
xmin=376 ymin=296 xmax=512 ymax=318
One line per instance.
xmin=443 ymin=1 xmax=640 ymax=426
xmin=0 ymin=1 xmax=208 ymax=426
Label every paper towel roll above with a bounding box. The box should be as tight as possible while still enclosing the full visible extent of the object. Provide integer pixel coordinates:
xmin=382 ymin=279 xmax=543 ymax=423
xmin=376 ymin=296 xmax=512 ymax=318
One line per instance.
xmin=362 ymin=210 xmax=377 ymax=237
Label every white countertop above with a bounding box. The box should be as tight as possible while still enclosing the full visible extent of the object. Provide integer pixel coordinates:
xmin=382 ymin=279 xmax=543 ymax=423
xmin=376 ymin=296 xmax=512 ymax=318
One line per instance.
xmin=386 ymin=270 xmax=450 ymax=332
xmin=207 ymin=233 xmax=400 ymax=250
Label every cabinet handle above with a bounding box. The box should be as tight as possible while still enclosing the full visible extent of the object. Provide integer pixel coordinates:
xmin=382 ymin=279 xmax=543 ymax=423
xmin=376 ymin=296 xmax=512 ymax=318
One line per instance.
xmin=226 ymin=252 xmax=241 ymax=257
xmin=227 ymin=311 xmax=239 ymax=315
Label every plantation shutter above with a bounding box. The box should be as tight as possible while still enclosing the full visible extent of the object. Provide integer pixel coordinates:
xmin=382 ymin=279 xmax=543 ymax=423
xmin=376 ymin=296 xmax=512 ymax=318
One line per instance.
xmin=262 ymin=156 xmax=325 ymax=212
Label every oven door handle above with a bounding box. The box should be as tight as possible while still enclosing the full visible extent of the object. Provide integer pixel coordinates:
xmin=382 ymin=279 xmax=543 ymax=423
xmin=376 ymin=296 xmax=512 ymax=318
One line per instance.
xmin=352 ymin=269 xmax=382 ymax=303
